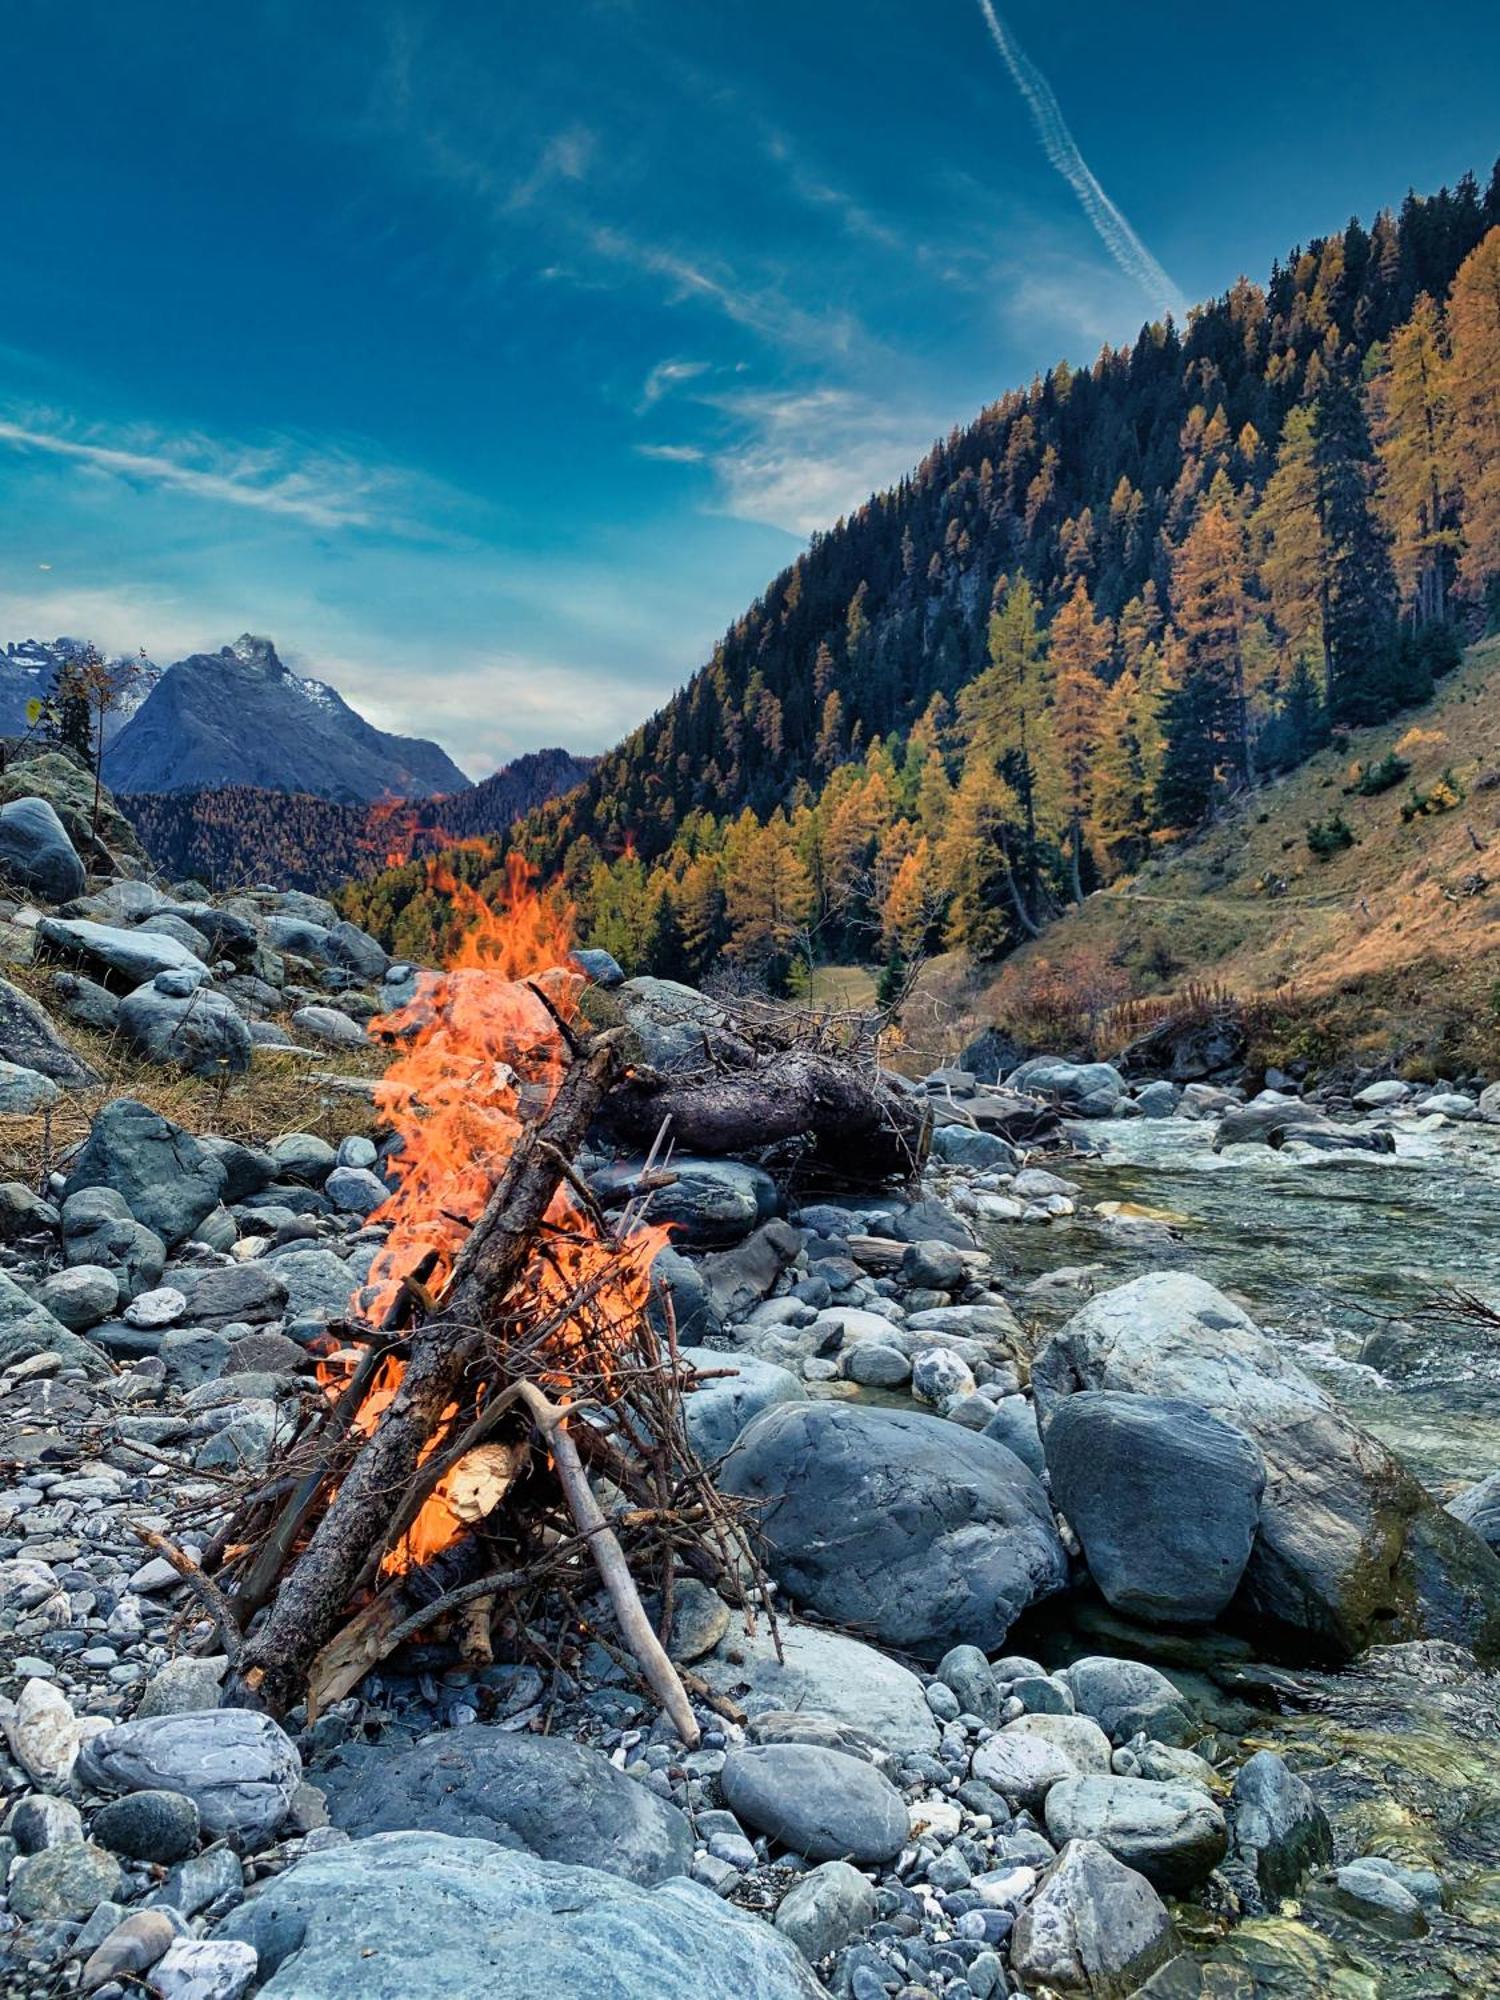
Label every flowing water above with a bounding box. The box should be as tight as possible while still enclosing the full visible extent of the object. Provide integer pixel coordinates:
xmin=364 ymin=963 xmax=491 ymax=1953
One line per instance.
xmin=976 ymin=1116 xmax=1500 ymax=1996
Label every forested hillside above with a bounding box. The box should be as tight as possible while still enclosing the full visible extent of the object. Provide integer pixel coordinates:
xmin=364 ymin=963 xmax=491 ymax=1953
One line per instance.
xmin=344 ymin=167 xmax=1500 ymax=985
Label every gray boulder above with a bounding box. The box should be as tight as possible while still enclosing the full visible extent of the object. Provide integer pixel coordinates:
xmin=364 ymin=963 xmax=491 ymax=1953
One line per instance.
xmin=1044 ymin=1777 xmax=1228 ymax=1892
xmin=982 ymin=1395 xmax=1046 ymax=1476
xmin=0 ymin=1266 xmax=111 ymax=1376
xmin=64 ymin=1099 xmax=227 ymax=1246
xmin=1229 ymin=1749 xmax=1332 ymax=1902
xmin=1448 ymin=1470 xmax=1500 ymax=1552
xmin=36 ymin=916 xmax=208 ymax=988
xmin=1010 ymin=1838 xmax=1175 ymax=1998
xmin=929 ymin=1124 xmax=1019 ymax=1169
xmin=117 ymin=983 xmax=253 ymax=1076
xmin=0 ymin=795 xmax=86 ymax=902
xmin=721 ymin=1743 xmax=907 ymax=1863
xmin=617 ymin=976 xmax=730 ymax=1071
xmin=261 ymin=1246 xmax=355 ymax=1321
xmin=1046 ymin=1391 xmax=1265 ymax=1623
xmin=774 ymin=1858 xmax=877 ymax=1963
xmin=1213 ymin=1092 xmax=1328 ymax=1149
xmin=694 ymin=1619 xmax=940 ymax=1757
xmin=76 ymin=1710 xmax=300 ymax=1851
xmin=324 ymin=1164 xmax=388 ymax=1217
xmin=39 ymin=1263 xmax=120 ymax=1330
xmin=217 ymin=1831 xmax=824 ymax=1999
xmin=0 ymin=1059 xmax=60 ymax=1113
xmin=680 ymin=1347 xmax=807 ymax=1463
xmin=291 ymin=1004 xmax=368 ymax=1049
xmin=1007 ymin=1058 xmax=1126 ymax=1117
xmin=326 ymin=920 xmax=390 ymax=981
xmin=1034 ymin=1273 xmax=1500 ymax=1660
xmin=175 ymin=1262 xmax=289 ymax=1326
xmin=700 ymin=1219 xmax=803 ymax=1318
xmin=1060 ymin=1658 xmax=1196 ymax=1747
xmin=719 ymin=1402 xmax=1067 ymax=1660
xmin=319 ymin=1730 xmax=691 ymax=1886
xmin=638 ymin=1157 xmax=779 ymax=1246
xmin=647 ymin=1245 xmax=723 ymax=1344
xmin=62 ymin=1185 xmax=166 ymax=1300
xmin=0 ymin=973 xmax=100 ymax=1084
xmin=571 ymin=946 xmax=624 ymax=987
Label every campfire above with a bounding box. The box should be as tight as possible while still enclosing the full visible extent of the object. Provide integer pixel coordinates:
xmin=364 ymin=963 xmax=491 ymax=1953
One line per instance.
xmin=203 ymin=853 xmax=764 ymax=1743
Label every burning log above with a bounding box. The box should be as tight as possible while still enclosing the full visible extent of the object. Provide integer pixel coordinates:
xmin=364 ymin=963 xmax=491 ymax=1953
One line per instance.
xmin=602 ymin=1050 xmax=931 ymax=1180
xmin=212 ymin=858 xmax=764 ymax=1746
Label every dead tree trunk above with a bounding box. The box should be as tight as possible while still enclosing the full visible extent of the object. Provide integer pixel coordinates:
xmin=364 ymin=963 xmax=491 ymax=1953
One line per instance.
xmin=602 ymin=1050 xmax=930 ymax=1179
xmin=225 ymin=1030 xmax=624 ymax=1716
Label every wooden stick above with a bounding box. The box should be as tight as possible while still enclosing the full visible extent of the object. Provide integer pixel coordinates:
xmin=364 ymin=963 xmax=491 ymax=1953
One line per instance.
xmin=132 ymin=1526 xmax=242 ymax=1667
xmin=513 ymin=1380 xmax=701 ymax=1748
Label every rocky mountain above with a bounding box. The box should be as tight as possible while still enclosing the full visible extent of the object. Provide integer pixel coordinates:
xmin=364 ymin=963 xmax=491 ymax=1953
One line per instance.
xmin=0 ymin=638 xmax=162 ymax=741
xmin=101 ymin=634 xmax=470 ymax=803
xmin=432 ymin=746 xmax=597 ymax=842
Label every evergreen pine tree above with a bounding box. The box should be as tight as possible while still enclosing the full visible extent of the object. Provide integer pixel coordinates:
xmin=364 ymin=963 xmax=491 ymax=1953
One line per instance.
xmin=1313 ymin=370 xmax=1402 ymax=721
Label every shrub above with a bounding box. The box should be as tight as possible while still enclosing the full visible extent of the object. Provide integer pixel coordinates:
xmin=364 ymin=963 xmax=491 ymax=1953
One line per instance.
xmin=1306 ymin=811 xmax=1356 ymax=861
xmin=1346 ymin=751 xmax=1410 ymax=797
xmin=1401 ymin=769 xmax=1465 ymax=821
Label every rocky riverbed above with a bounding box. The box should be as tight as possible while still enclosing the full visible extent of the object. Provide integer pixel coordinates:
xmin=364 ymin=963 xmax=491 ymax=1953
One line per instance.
xmin=1 ymin=748 xmax=1499 ymax=1998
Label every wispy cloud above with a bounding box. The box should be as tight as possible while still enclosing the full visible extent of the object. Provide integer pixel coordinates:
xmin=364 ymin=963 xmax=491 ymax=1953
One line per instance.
xmin=974 ymin=1 xmax=1186 ymax=322
xmin=506 ymin=124 xmax=596 ymax=212
xmin=0 ymin=412 xmax=447 ymax=535
xmin=700 ymin=385 xmax=942 ymax=537
xmin=636 ymin=442 xmax=706 ymax=463
xmin=584 ymin=225 xmax=861 ymax=355
xmin=762 ymin=131 xmax=904 ymax=251
xmin=638 ymin=357 xmax=712 ymax=409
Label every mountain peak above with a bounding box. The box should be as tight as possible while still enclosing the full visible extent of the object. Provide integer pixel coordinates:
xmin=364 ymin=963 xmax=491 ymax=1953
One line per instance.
xmin=225 ymin=633 xmax=284 ymax=675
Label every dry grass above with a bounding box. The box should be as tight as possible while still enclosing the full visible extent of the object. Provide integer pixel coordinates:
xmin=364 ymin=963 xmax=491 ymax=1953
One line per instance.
xmin=0 ymin=955 xmax=383 ymax=1191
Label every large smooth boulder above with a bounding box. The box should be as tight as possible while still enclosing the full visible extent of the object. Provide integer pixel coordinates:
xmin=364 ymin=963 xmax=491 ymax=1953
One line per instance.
xmin=1044 ymin=1777 xmax=1228 ymax=1892
xmin=1046 ymin=1391 xmax=1265 ymax=1623
xmin=0 ymin=1267 xmax=110 ymax=1377
xmin=1212 ymin=1092 xmax=1327 ymax=1149
xmin=117 ymin=983 xmax=253 ymax=1077
xmin=0 ymin=973 xmax=99 ymax=1085
xmin=721 ymin=1743 xmax=907 ymax=1863
xmin=1007 ymin=1058 xmax=1126 ymax=1117
xmin=217 ymin=1832 xmax=824 ymax=1999
xmin=1118 ymin=1011 xmax=1247 ymax=1082
xmin=1060 ymin=1658 xmax=1196 ymax=1747
xmin=616 ymin=976 xmax=731 ymax=1072
xmin=0 ymin=795 xmax=85 ymax=902
xmin=694 ymin=1619 xmax=940 ymax=1757
xmin=1033 ymin=1273 xmax=1500 ymax=1661
xmin=0 ymin=750 xmax=148 ymax=870
xmin=680 ymin=1346 xmax=807 ymax=1463
xmin=175 ymin=1262 xmax=289 ymax=1327
xmin=76 ymin=1710 xmax=300 ymax=1851
xmin=36 ymin=916 xmax=208 ymax=989
xmin=319 ymin=1730 xmax=691 ymax=1886
xmin=0 ymin=1059 xmax=60 ymax=1114
xmin=719 ymin=1402 xmax=1067 ymax=1660
xmin=639 ymin=1158 xmax=779 ymax=1246
xmin=261 ymin=1245 xmax=356 ymax=1321
xmin=970 ymin=1715 xmax=1113 ymax=1811
xmin=1448 ymin=1470 xmax=1500 ymax=1552
xmin=1010 ymin=1839 xmax=1175 ymax=1998
xmin=62 ymin=1185 xmax=166 ymax=1300
xmin=64 ymin=1099 xmax=227 ymax=1247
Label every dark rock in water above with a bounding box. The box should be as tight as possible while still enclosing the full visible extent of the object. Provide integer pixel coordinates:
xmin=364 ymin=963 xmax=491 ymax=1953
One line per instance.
xmin=1118 ymin=1011 xmax=1247 ymax=1081
xmin=63 ymin=1186 xmax=166 ymax=1300
xmin=679 ymin=1346 xmax=808 ymax=1462
xmin=1010 ymin=1838 xmax=1175 ymax=1996
xmin=319 ymin=1730 xmax=692 ymax=1885
xmin=0 ymin=973 xmax=100 ymax=1085
xmin=699 ymin=1219 xmax=803 ymax=1318
xmin=1046 ymin=1391 xmax=1265 ymax=1624
xmin=960 ymin=1026 xmax=1028 ymax=1085
xmin=1230 ymin=1749 xmax=1332 ymax=1903
xmin=1044 ymin=1777 xmax=1228 ymax=1892
xmin=1448 ymin=1471 xmax=1500 ymax=1552
xmin=117 ymin=982 xmax=253 ymax=1076
xmin=1136 ymin=1079 xmax=1180 ymax=1118
xmin=217 ymin=1831 xmax=824 ymax=2000
xmin=721 ymin=1742 xmax=908 ymax=1863
xmin=64 ymin=1099 xmax=227 ymax=1247
xmin=720 ymin=1402 xmax=1067 ymax=1660
xmin=1270 ymin=1123 xmax=1395 ymax=1155
xmin=889 ymin=1197 xmax=977 ymax=1250
xmin=1212 ymin=1094 xmax=1328 ymax=1149
xmin=1033 ymin=1273 xmax=1500 ymax=1662
xmin=0 ymin=795 xmax=86 ymax=902
xmin=77 ymin=1710 xmax=301 ymax=1851
xmin=929 ymin=1123 xmax=1020 ymax=1169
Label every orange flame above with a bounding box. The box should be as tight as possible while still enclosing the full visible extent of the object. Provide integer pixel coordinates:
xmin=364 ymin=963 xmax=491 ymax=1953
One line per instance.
xmin=318 ymin=851 xmax=667 ymax=1579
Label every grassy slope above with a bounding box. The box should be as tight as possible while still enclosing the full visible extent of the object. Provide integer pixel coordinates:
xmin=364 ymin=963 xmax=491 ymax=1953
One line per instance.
xmin=989 ymin=636 xmax=1500 ymax=1074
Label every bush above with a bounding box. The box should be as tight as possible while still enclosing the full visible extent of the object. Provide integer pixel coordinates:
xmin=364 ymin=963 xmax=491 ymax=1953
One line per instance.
xmin=1306 ymin=810 xmax=1356 ymax=861
xmin=1401 ymin=769 xmax=1465 ymax=822
xmin=1346 ymin=751 xmax=1411 ymax=797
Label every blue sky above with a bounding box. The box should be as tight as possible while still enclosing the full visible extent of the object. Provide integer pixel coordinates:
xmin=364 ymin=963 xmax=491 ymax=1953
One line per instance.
xmin=2 ymin=1 xmax=1497 ymax=777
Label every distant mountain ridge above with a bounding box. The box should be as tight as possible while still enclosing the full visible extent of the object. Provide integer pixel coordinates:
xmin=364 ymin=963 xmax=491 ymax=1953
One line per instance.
xmin=119 ymin=747 xmax=596 ymax=891
xmin=101 ymin=633 xmax=470 ymax=803
xmin=0 ymin=638 xmax=162 ymax=741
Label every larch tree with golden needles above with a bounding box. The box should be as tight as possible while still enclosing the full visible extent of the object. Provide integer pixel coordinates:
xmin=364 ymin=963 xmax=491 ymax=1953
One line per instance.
xmin=1156 ymin=504 xmax=1252 ymax=827
xmin=1447 ymin=227 xmax=1500 ymax=605
xmin=1047 ymin=579 xmax=1108 ymax=902
xmin=1371 ymin=293 xmax=1459 ymax=627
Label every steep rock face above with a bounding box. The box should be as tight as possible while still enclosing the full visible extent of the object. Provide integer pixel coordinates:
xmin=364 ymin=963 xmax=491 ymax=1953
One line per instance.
xmin=103 ymin=635 xmax=469 ymax=803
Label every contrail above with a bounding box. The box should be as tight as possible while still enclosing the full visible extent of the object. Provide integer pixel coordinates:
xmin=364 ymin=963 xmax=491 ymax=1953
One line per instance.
xmin=976 ymin=0 xmax=1187 ymax=322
